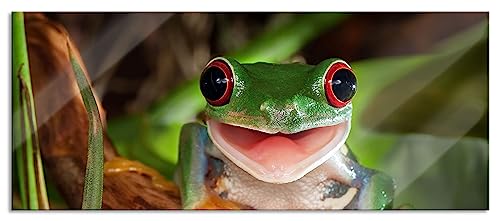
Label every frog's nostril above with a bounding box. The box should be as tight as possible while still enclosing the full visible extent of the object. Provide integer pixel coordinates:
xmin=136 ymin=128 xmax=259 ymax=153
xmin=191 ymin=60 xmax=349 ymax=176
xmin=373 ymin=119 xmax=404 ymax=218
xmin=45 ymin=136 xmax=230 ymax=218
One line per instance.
xmin=259 ymin=102 xmax=267 ymax=112
xmin=260 ymin=101 xmax=280 ymax=120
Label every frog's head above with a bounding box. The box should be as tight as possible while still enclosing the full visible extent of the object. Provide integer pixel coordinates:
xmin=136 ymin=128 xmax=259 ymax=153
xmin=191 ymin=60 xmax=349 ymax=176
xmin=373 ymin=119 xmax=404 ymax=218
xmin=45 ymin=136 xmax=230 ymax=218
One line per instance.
xmin=200 ymin=57 xmax=357 ymax=184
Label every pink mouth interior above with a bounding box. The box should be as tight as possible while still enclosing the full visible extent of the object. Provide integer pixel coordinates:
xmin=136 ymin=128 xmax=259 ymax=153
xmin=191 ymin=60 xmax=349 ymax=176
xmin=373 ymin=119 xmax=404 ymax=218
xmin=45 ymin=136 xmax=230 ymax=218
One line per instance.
xmin=209 ymin=120 xmax=345 ymax=173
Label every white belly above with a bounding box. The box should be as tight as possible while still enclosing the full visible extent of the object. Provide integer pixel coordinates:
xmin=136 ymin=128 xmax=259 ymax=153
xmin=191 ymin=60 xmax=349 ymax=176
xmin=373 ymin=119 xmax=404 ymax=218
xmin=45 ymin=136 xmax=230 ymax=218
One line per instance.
xmin=212 ymin=150 xmax=358 ymax=209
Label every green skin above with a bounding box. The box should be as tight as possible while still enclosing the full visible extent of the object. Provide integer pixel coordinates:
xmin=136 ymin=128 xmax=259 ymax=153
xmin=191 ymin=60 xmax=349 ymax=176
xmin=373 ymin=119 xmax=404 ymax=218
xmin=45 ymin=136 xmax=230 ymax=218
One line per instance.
xmin=206 ymin=57 xmax=351 ymax=134
xmin=174 ymin=57 xmax=395 ymax=209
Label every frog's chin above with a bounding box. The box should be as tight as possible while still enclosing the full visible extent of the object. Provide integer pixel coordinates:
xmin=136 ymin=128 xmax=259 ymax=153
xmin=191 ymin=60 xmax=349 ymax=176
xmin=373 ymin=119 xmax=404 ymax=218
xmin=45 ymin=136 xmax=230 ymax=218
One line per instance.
xmin=206 ymin=119 xmax=351 ymax=184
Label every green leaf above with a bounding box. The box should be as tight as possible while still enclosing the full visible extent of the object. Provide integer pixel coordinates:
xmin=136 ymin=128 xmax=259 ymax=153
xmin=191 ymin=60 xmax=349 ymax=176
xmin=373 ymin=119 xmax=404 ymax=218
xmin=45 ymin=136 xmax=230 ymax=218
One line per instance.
xmin=67 ymin=42 xmax=104 ymax=209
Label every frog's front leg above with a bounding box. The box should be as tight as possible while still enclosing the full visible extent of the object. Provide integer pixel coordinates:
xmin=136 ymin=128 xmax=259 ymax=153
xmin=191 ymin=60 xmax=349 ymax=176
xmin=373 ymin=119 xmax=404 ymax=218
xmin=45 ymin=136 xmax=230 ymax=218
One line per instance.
xmin=328 ymin=148 xmax=395 ymax=210
xmin=174 ymin=123 xmax=245 ymax=209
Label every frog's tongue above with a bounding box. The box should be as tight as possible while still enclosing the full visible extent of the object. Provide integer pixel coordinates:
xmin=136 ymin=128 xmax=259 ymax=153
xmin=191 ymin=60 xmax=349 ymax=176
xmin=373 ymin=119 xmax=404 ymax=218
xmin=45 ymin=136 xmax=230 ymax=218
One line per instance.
xmin=207 ymin=119 xmax=350 ymax=184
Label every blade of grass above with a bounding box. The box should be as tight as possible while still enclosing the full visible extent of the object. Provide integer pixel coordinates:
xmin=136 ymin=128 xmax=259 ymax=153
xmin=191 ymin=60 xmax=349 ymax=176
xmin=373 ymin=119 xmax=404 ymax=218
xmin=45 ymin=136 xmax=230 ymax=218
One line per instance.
xmin=67 ymin=41 xmax=104 ymax=209
xmin=13 ymin=12 xmax=50 ymax=210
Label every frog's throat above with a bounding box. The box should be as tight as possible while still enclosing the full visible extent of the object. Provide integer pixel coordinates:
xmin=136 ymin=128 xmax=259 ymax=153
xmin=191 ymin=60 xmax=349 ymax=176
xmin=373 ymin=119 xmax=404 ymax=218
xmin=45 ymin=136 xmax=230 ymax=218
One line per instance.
xmin=206 ymin=119 xmax=350 ymax=184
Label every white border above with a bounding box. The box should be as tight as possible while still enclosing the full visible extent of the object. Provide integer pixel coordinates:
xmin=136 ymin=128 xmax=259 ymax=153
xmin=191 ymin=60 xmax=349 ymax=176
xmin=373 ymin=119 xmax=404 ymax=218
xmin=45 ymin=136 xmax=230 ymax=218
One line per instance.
xmin=3 ymin=0 xmax=494 ymax=12
xmin=1 ymin=1 xmax=497 ymax=221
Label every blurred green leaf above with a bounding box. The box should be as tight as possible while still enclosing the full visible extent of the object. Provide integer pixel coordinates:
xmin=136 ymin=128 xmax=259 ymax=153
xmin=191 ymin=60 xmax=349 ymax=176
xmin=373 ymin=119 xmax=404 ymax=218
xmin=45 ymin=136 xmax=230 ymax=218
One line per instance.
xmin=230 ymin=13 xmax=348 ymax=63
xmin=348 ymin=20 xmax=488 ymax=168
xmin=387 ymin=135 xmax=488 ymax=209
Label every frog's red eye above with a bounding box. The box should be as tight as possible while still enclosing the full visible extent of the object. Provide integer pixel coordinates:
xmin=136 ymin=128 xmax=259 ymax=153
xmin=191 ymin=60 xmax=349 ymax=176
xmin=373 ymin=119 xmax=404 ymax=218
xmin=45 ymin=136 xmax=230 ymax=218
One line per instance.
xmin=324 ymin=61 xmax=357 ymax=108
xmin=200 ymin=58 xmax=234 ymax=106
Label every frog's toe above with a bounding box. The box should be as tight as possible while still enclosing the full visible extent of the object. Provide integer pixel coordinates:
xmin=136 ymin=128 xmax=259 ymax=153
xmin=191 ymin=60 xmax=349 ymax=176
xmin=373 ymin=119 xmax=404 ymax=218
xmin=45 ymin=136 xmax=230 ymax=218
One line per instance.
xmin=194 ymin=191 xmax=249 ymax=210
xmin=349 ymin=172 xmax=395 ymax=210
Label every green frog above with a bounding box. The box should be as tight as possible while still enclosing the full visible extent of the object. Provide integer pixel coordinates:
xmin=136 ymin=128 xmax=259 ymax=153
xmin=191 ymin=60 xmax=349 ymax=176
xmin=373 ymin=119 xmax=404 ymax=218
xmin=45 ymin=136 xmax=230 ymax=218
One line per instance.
xmin=174 ymin=57 xmax=395 ymax=209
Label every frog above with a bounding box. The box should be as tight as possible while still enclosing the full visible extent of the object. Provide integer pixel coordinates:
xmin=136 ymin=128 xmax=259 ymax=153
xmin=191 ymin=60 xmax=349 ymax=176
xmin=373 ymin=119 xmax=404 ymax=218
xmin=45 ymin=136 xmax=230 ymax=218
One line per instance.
xmin=174 ymin=56 xmax=395 ymax=210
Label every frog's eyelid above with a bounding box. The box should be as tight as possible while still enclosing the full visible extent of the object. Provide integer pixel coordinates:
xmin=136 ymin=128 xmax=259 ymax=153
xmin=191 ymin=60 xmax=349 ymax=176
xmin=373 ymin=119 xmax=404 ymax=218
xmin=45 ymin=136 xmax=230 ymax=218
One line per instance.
xmin=319 ymin=59 xmax=351 ymax=82
xmin=205 ymin=57 xmax=238 ymax=83
xmin=326 ymin=59 xmax=350 ymax=70
xmin=206 ymin=57 xmax=234 ymax=69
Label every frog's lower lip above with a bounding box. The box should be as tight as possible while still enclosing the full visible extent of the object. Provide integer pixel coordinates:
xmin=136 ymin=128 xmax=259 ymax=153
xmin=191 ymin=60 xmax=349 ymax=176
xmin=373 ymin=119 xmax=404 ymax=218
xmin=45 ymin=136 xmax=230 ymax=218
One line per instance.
xmin=206 ymin=119 xmax=350 ymax=184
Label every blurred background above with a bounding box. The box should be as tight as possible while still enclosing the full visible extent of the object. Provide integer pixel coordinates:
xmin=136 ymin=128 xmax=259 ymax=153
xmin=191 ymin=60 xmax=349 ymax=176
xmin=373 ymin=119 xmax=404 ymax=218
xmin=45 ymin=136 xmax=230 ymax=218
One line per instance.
xmin=19 ymin=13 xmax=489 ymax=209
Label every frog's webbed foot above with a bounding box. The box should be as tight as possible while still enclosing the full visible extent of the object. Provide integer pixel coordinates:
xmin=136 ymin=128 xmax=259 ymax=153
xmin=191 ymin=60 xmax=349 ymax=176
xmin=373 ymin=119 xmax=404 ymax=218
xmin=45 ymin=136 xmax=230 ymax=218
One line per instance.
xmin=334 ymin=154 xmax=394 ymax=209
xmin=104 ymin=157 xmax=180 ymax=197
xmin=348 ymin=172 xmax=395 ymax=210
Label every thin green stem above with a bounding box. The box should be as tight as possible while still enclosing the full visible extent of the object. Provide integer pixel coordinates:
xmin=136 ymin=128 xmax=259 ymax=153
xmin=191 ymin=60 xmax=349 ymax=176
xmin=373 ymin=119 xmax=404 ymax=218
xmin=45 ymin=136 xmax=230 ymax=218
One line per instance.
xmin=20 ymin=85 xmax=38 ymax=209
xmin=12 ymin=12 xmax=23 ymax=153
xmin=12 ymin=14 xmax=25 ymax=207
xmin=13 ymin=12 xmax=39 ymax=210
xmin=13 ymin=11 xmax=50 ymax=210
xmin=15 ymin=140 xmax=27 ymax=209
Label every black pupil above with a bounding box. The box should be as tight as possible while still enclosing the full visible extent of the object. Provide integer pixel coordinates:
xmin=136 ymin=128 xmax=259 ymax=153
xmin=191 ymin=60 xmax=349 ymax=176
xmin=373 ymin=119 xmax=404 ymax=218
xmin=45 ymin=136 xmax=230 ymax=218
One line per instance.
xmin=200 ymin=66 xmax=228 ymax=101
xmin=331 ymin=69 xmax=357 ymax=102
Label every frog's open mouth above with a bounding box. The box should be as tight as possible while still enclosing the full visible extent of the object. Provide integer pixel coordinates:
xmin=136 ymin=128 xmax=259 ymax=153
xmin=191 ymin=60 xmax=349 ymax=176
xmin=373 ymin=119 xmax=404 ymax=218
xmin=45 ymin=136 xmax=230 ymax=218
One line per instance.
xmin=207 ymin=120 xmax=350 ymax=184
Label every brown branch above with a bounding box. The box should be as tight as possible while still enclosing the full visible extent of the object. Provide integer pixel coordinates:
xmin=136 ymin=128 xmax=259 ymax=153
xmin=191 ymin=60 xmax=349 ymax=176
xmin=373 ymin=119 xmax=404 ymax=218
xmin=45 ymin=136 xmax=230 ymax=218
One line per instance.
xmin=25 ymin=13 xmax=181 ymax=209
